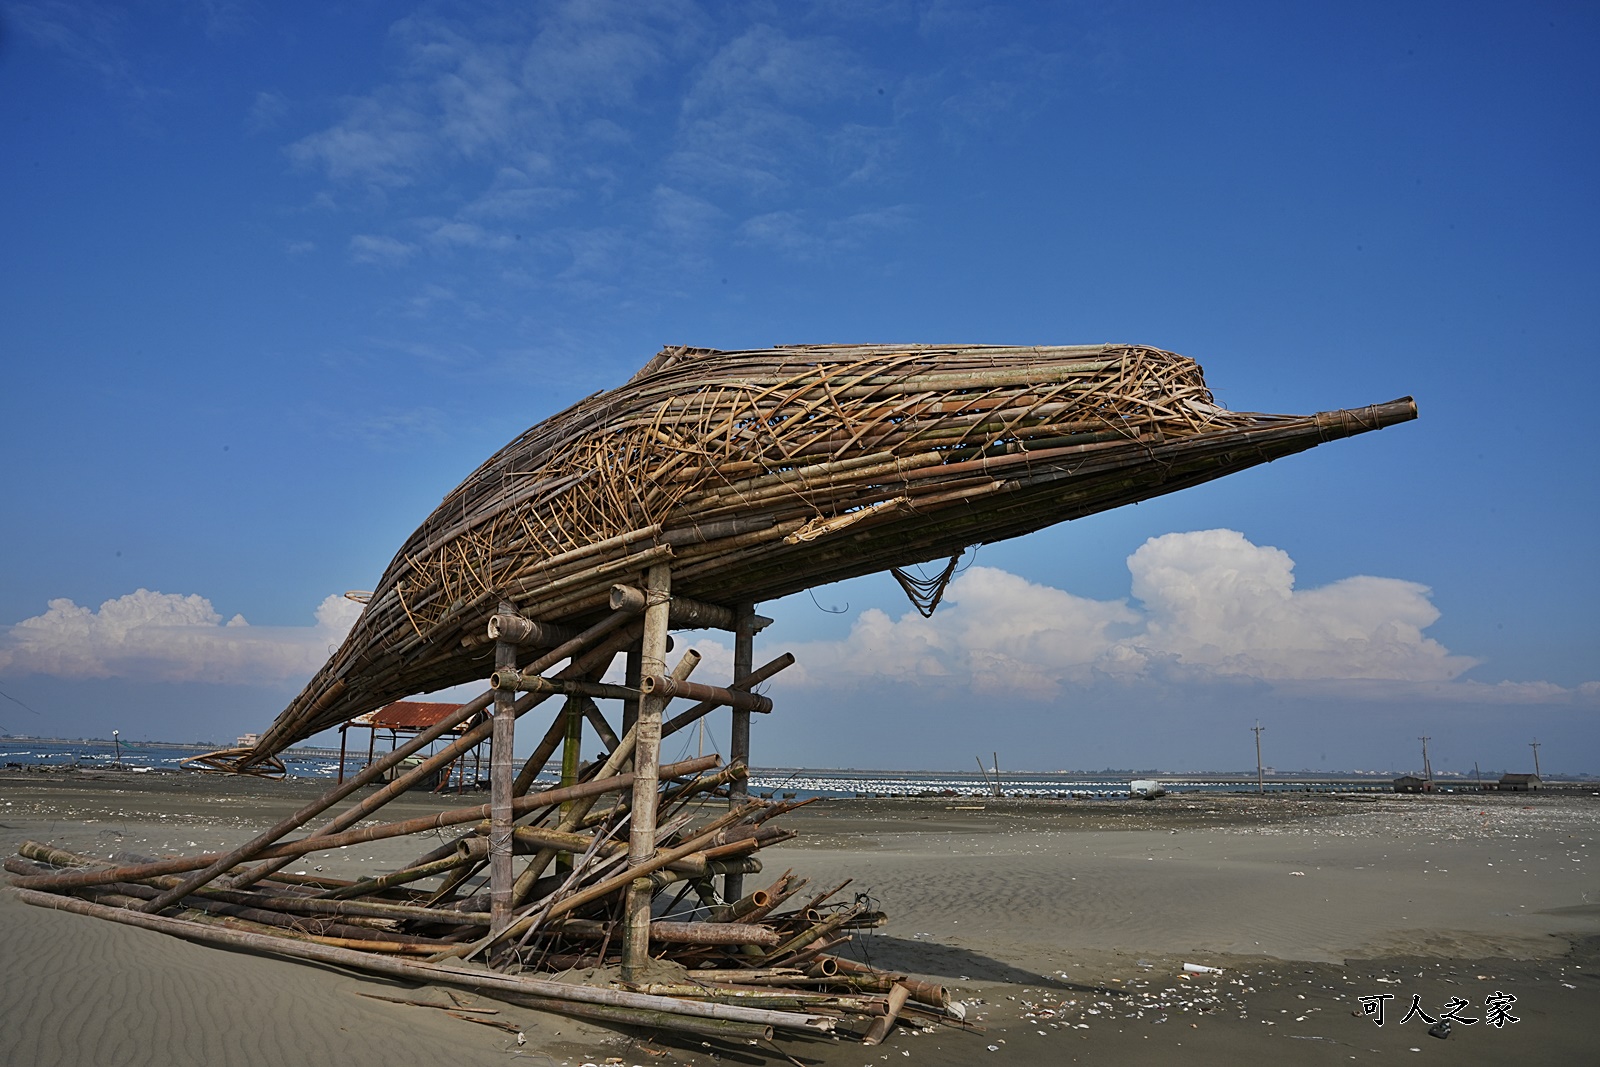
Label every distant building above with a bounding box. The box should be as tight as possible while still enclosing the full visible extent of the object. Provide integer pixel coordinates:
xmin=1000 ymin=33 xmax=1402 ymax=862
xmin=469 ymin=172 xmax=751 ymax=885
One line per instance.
xmin=1393 ymin=775 xmax=1429 ymax=793
xmin=1497 ymin=773 xmax=1542 ymax=791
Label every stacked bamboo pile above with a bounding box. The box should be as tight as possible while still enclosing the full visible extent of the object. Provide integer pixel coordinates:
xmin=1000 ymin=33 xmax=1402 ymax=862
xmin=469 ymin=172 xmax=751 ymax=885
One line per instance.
xmin=231 ymin=343 xmax=1415 ymax=766
xmin=7 ymin=596 xmax=975 ymax=1047
xmin=6 ymin=751 xmax=965 ymax=1045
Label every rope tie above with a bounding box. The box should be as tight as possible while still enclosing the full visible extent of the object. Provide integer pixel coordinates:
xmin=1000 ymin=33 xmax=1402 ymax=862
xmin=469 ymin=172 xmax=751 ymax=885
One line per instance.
xmin=890 ymin=551 xmax=963 ymax=618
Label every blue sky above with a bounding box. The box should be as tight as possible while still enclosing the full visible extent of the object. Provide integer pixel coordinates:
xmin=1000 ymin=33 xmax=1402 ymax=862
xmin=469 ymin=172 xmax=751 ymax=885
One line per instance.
xmin=1 ymin=1 xmax=1595 ymax=774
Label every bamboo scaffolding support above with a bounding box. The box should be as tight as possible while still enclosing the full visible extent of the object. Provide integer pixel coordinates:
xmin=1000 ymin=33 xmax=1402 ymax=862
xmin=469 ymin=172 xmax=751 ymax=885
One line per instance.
xmin=16 ymin=340 xmax=1414 ymax=1055
xmin=622 ymin=563 xmax=672 ymax=981
xmin=642 ymin=675 xmax=773 ymax=714
xmin=490 ymin=599 xmax=518 ymax=934
xmin=660 ymin=652 xmax=795 ymax=738
xmin=608 ymin=585 xmax=773 ymax=633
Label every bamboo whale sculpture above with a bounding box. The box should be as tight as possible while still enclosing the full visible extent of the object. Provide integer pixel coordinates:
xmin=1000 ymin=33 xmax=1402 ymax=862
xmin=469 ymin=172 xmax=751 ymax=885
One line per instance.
xmin=226 ymin=343 xmax=1414 ymax=768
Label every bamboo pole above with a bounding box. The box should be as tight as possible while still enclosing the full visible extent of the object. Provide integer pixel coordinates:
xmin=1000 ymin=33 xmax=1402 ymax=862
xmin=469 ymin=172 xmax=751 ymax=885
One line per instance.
xmin=9 ymin=757 xmax=720 ymax=894
xmin=861 ymin=983 xmax=910 ymax=1045
xmin=323 ymin=852 xmax=472 ymax=900
xmin=76 ymin=877 xmax=441 ymax=947
xmin=765 ymin=905 xmax=864 ymax=962
xmin=14 ymin=890 xmax=835 ymax=1032
xmin=492 ymin=993 xmax=774 ymax=1041
xmin=609 ymin=585 xmax=773 ymax=633
xmin=726 ymin=602 xmax=756 ymax=904
xmin=494 ymin=673 xmax=638 ymax=702
xmin=577 ymin=694 xmax=619 ymax=752
xmin=622 ymin=562 xmax=671 ymax=981
xmin=474 ymin=802 xmax=760 ymax=957
xmin=142 ymin=691 xmax=493 ymax=912
xmin=660 ymin=652 xmax=794 ymax=738
xmin=490 ymin=599 xmax=518 ymax=934
xmin=544 ymin=918 xmax=779 ymax=947
xmin=151 ymin=609 xmax=647 ymax=911
xmin=641 ymin=675 xmax=772 ymax=713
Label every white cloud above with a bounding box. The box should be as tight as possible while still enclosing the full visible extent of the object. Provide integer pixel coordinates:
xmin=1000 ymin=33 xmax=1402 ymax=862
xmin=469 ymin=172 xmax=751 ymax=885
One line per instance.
xmin=424 ymin=220 xmax=516 ymax=250
xmin=289 ymin=94 xmax=437 ymax=186
xmin=10 ymin=0 xmax=146 ymax=101
xmin=247 ymin=89 xmax=288 ymax=133
xmin=1126 ymin=529 xmax=1472 ymax=683
xmin=282 ymin=7 xmax=913 ymax=296
xmin=670 ymin=25 xmax=886 ymax=197
xmin=0 ymin=590 xmax=361 ymax=685
xmin=737 ymin=205 xmax=910 ymax=259
xmin=782 ymin=531 xmax=1587 ymax=704
xmin=348 ymin=233 xmax=417 ymax=265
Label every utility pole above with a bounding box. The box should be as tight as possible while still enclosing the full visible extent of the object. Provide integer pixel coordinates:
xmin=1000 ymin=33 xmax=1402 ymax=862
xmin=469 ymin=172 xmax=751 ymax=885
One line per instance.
xmin=1252 ymin=721 xmax=1265 ymax=794
xmin=1419 ymin=735 xmax=1433 ymax=784
xmin=1529 ymin=739 xmax=1541 ymax=777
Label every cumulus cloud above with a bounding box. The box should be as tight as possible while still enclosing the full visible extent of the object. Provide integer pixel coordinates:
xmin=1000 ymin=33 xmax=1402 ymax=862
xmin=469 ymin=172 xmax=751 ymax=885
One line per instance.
xmin=0 ymin=590 xmax=361 ymax=684
xmin=1124 ymin=529 xmax=1472 ymax=683
xmin=784 ymin=531 xmax=1580 ymax=703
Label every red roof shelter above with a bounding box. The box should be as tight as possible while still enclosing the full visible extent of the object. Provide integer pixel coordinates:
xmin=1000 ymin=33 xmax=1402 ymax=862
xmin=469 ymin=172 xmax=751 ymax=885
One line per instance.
xmin=338 ymin=700 xmax=487 ymax=790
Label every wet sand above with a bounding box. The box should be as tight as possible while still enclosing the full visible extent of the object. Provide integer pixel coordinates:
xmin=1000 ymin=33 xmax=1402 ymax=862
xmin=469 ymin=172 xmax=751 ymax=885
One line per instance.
xmin=1 ymin=771 xmax=1595 ymax=1065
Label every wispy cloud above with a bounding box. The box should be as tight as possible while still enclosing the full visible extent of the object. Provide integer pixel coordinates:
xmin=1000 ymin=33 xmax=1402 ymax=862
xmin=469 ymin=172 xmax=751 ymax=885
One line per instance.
xmin=247 ymin=89 xmax=289 ymax=133
xmin=334 ymin=405 xmax=450 ymax=450
xmin=738 ymin=205 xmax=910 ymax=259
xmin=278 ymin=4 xmax=934 ymax=308
xmin=0 ymin=591 xmax=360 ymax=685
xmin=348 ymin=233 xmax=416 ymax=265
xmin=9 ymin=0 xmax=149 ymax=102
xmin=291 ymin=95 xmax=438 ymax=186
xmin=424 ymin=219 xmax=517 ymax=251
xmin=669 ymin=24 xmax=883 ymax=197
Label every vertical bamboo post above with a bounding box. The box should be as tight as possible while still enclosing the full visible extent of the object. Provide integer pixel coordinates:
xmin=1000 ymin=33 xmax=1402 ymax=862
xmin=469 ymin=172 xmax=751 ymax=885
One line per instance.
xmin=490 ymin=599 xmax=518 ymax=937
xmin=623 ymin=643 xmax=643 ymax=736
xmin=557 ymin=694 xmax=583 ymax=872
xmin=622 ymin=564 xmax=671 ymax=982
xmin=725 ymin=602 xmax=756 ymax=903
xmin=337 ymin=725 xmax=348 ymax=785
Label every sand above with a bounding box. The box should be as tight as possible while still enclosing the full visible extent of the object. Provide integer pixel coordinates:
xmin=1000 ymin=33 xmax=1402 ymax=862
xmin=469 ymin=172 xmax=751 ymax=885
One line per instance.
xmin=1 ymin=771 xmax=1595 ymax=1065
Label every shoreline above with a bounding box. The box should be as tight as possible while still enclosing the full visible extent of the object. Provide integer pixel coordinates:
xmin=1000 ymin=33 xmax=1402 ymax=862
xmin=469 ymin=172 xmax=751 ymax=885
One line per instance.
xmin=1 ymin=773 xmax=1595 ymax=1064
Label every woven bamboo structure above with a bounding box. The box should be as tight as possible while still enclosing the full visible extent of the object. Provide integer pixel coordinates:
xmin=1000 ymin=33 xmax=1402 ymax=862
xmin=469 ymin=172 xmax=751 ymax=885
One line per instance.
xmin=213 ymin=342 xmax=1414 ymax=767
xmin=9 ymin=342 xmax=1415 ymax=1049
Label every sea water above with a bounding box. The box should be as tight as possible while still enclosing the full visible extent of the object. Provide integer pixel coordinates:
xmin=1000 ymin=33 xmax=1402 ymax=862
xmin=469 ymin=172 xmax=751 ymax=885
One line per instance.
xmin=2 ymin=737 xmax=1381 ymax=797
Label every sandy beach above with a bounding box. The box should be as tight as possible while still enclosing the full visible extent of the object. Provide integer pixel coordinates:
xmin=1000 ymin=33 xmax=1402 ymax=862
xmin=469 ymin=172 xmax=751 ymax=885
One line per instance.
xmin=1 ymin=770 xmax=1595 ymax=1066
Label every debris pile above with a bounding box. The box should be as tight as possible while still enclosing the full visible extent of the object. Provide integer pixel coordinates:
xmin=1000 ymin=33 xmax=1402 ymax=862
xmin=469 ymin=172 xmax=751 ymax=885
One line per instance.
xmin=5 ymin=739 xmax=967 ymax=1046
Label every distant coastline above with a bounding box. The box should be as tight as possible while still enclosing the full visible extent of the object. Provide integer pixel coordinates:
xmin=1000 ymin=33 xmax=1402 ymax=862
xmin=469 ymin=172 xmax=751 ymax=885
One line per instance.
xmin=3 ymin=734 xmax=1591 ymax=781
